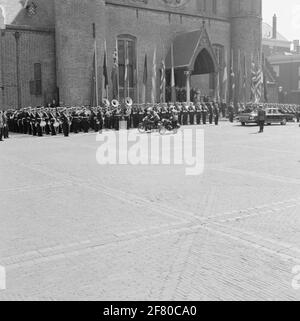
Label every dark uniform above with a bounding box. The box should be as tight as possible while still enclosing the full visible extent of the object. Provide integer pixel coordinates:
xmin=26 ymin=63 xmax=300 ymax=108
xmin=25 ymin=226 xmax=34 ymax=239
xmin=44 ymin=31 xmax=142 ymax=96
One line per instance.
xmin=257 ymin=107 xmax=266 ymax=133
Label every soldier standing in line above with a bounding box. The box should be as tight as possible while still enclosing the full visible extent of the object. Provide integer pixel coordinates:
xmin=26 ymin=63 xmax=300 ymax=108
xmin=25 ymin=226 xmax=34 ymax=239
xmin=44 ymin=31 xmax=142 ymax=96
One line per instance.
xmin=228 ymin=102 xmax=235 ymax=123
xmin=60 ymin=109 xmax=70 ymax=137
xmin=195 ymin=102 xmax=202 ymax=125
xmin=188 ymin=102 xmax=195 ymax=125
xmin=132 ymin=104 xmax=139 ymax=128
xmin=182 ymin=102 xmax=188 ymax=125
xmin=214 ymin=102 xmax=220 ymax=126
xmin=221 ymin=99 xmax=227 ymax=118
xmin=0 ymin=110 xmax=4 ymax=141
xmin=3 ymin=111 xmax=9 ymax=139
xmin=208 ymin=102 xmax=213 ymax=124
xmin=201 ymin=101 xmax=207 ymax=125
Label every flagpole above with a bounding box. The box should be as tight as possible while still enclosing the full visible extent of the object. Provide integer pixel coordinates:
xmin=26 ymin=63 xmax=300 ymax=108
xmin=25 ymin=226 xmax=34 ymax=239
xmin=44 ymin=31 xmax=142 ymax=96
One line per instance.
xmin=116 ymin=39 xmax=119 ymax=101
xmin=136 ymin=48 xmax=139 ymax=105
xmin=171 ymin=43 xmax=176 ymax=103
xmin=93 ymin=23 xmax=99 ymax=106
xmin=104 ymin=40 xmax=108 ymax=99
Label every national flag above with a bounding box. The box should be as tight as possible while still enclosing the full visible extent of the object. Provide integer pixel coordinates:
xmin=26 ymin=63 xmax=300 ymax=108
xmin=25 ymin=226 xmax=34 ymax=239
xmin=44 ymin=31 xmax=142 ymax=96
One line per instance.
xmin=171 ymin=43 xmax=176 ymax=102
xmin=111 ymin=40 xmax=119 ymax=99
xmin=142 ymin=54 xmax=147 ymax=103
xmin=151 ymin=47 xmax=157 ymax=104
xmin=262 ymin=54 xmax=268 ymax=102
xmin=222 ymin=49 xmax=228 ymax=101
xmin=250 ymin=57 xmax=263 ymax=103
xmin=102 ymin=40 xmax=108 ymax=99
xmin=124 ymin=49 xmax=129 ymax=97
xmin=160 ymin=60 xmax=166 ymax=103
xmin=230 ymin=49 xmax=235 ymax=101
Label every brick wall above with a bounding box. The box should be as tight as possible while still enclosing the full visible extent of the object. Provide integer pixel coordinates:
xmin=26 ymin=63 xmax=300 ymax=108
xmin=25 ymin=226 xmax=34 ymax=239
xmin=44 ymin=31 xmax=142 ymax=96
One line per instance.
xmin=0 ymin=27 xmax=56 ymax=109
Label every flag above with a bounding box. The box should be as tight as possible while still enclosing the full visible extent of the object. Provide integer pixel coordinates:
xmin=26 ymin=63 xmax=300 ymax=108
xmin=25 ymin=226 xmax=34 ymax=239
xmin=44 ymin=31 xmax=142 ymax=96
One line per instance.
xmin=160 ymin=60 xmax=166 ymax=103
xmin=215 ymin=72 xmax=220 ymax=102
xmin=124 ymin=50 xmax=129 ymax=97
xmin=250 ymin=57 xmax=263 ymax=103
xmin=171 ymin=43 xmax=176 ymax=102
xmin=102 ymin=40 xmax=108 ymax=99
xmin=230 ymin=49 xmax=235 ymax=101
xmin=242 ymin=53 xmax=247 ymax=103
xmin=111 ymin=40 xmax=119 ymax=100
xmin=142 ymin=54 xmax=147 ymax=103
xmin=222 ymin=49 xmax=228 ymax=101
xmin=262 ymin=54 xmax=268 ymax=102
xmin=151 ymin=47 xmax=157 ymax=104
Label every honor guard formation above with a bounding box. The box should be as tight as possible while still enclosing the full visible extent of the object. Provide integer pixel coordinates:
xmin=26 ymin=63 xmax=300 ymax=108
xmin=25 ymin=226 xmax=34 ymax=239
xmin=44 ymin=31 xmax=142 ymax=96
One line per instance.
xmin=1 ymin=95 xmax=300 ymax=141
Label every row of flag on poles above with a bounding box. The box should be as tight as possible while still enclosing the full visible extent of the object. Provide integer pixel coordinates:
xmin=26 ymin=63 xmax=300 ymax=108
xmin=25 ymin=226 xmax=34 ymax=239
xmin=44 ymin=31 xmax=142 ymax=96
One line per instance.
xmin=99 ymin=39 xmax=267 ymax=105
xmin=223 ymin=49 xmax=268 ymax=104
xmin=100 ymin=41 xmax=176 ymax=104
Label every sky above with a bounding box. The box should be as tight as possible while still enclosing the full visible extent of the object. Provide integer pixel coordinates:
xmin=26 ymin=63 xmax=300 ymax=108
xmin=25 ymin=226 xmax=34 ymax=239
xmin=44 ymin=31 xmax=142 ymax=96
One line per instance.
xmin=263 ymin=0 xmax=300 ymax=41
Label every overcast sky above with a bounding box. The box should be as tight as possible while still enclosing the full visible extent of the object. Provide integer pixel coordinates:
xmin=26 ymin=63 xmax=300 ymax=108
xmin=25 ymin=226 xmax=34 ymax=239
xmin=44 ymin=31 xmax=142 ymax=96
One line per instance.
xmin=263 ymin=0 xmax=300 ymax=41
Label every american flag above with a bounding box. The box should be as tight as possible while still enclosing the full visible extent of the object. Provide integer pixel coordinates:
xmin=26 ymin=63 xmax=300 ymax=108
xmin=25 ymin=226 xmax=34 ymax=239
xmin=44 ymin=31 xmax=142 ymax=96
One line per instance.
xmin=251 ymin=60 xmax=263 ymax=103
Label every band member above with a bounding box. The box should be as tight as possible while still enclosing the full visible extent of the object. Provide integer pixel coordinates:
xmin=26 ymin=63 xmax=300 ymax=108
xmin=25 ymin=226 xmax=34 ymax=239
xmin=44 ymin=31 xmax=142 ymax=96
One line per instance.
xmin=221 ymin=99 xmax=227 ymax=118
xmin=189 ymin=102 xmax=195 ymax=125
xmin=195 ymin=102 xmax=202 ymax=125
xmin=60 ymin=109 xmax=70 ymax=137
xmin=182 ymin=102 xmax=189 ymax=125
xmin=213 ymin=102 xmax=220 ymax=126
xmin=131 ymin=105 xmax=139 ymax=128
xmin=95 ymin=107 xmax=103 ymax=132
xmin=201 ymin=102 xmax=208 ymax=125
xmin=228 ymin=102 xmax=234 ymax=123
xmin=207 ymin=102 xmax=213 ymax=124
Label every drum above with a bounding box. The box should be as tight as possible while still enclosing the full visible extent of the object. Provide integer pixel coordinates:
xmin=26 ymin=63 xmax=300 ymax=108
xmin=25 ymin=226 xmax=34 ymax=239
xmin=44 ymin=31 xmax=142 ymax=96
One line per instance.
xmin=54 ymin=121 xmax=60 ymax=128
xmin=40 ymin=120 xmax=46 ymax=127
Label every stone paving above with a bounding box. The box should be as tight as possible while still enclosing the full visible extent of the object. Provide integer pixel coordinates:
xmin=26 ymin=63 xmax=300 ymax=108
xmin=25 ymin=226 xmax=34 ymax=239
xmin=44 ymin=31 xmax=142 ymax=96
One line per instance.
xmin=0 ymin=122 xmax=300 ymax=301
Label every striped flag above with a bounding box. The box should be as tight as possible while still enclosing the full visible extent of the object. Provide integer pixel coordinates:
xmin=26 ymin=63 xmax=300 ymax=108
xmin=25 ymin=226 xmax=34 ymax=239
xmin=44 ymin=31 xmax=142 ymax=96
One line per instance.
xmin=142 ymin=54 xmax=147 ymax=103
xmin=151 ymin=47 xmax=157 ymax=104
xmin=251 ymin=58 xmax=263 ymax=103
xmin=160 ymin=60 xmax=166 ymax=103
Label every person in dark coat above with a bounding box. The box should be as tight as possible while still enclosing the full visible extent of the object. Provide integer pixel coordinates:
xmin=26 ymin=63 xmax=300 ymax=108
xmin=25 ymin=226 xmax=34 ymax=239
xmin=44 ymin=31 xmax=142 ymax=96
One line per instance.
xmin=257 ymin=105 xmax=266 ymax=133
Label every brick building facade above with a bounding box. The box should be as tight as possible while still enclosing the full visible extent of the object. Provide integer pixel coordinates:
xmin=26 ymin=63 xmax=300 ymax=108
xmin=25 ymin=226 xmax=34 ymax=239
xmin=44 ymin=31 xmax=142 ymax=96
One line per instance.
xmin=0 ymin=0 xmax=262 ymax=109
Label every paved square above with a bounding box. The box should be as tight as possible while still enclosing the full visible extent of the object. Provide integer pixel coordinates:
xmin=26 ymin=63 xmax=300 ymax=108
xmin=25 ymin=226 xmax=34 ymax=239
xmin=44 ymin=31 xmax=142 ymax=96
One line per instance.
xmin=0 ymin=122 xmax=300 ymax=300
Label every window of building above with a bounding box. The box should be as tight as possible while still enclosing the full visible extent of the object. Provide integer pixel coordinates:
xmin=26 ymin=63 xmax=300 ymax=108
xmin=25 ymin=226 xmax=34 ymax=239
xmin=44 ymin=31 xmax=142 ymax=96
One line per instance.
xmin=212 ymin=0 xmax=217 ymax=14
xmin=30 ymin=63 xmax=42 ymax=96
xmin=298 ymin=80 xmax=300 ymax=90
xmin=118 ymin=35 xmax=136 ymax=99
xmin=298 ymin=65 xmax=300 ymax=77
xmin=273 ymin=65 xmax=279 ymax=77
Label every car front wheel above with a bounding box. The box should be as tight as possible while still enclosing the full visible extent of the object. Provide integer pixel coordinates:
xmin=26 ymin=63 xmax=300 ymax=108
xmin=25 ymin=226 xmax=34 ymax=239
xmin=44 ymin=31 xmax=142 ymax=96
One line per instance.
xmin=281 ymin=119 xmax=287 ymax=125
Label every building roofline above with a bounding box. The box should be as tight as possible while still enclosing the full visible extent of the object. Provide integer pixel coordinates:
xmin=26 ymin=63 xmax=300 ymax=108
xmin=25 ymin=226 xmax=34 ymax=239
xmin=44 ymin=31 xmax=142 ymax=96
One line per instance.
xmin=4 ymin=24 xmax=55 ymax=33
xmin=268 ymin=54 xmax=300 ymax=64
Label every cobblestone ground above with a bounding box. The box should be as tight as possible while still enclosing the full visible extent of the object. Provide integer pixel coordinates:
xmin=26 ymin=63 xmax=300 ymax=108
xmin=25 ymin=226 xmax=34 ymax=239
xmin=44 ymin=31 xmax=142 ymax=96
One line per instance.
xmin=0 ymin=122 xmax=300 ymax=301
